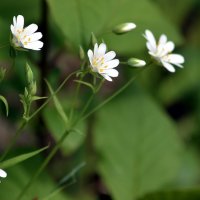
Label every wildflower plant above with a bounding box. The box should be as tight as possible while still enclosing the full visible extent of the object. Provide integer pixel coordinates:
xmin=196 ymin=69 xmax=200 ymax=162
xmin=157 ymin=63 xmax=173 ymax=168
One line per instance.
xmin=0 ymin=1 xmax=188 ymax=199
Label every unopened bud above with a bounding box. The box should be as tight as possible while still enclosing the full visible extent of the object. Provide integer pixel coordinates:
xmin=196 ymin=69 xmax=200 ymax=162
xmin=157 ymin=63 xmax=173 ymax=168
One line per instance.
xmin=127 ymin=58 xmax=146 ymax=67
xmin=29 ymin=81 xmax=37 ymax=96
xmin=26 ymin=63 xmax=34 ymax=84
xmin=113 ymin=23 xmax=136 ymax=35
xmin=79 ymin=46 xmax=85 ymax=60
xmin=90 ymin=32 xmax=98 ymax=46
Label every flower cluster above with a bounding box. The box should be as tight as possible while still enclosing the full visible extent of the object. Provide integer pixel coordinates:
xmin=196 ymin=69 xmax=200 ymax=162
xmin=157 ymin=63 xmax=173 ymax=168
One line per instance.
xmin=87 ymin=31 xmax=184 ymax=81
xmin=8 ymin=15 xmax=184 ymax=82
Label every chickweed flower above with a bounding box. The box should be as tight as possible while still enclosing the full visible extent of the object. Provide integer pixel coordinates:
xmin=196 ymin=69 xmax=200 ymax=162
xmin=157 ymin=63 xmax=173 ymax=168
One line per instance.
xmin=0 ymin=169 xmax=7 ymax=179
xmin=10 ymin=15 xmax=43 ymax=51
xmin=144 ymin=30 xmax=184 ymax=72
xmin=87 ymin=43 xmax=119 ymax=82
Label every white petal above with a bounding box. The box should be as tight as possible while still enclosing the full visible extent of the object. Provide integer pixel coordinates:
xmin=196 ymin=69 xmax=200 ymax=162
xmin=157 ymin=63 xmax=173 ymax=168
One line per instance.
xmin=105 ymin=69 xmax=119 ymax=77
xmin=166 ymin=54 xmax=184 ymax=64
xmin=146 ymin=42 xmax=156 ymax=53
xmin=94 ymin=43 xmax=98 ymax=56
xmin=104 ymin=51 xmax=116 ymax=61
xmin=87 ymin=49 xmax=93 ymax=64
xmin=13 ymin=16 xmax=17 ymax=26
xmin=0 ymin=169 xmax=7 ymax=178
xmin=29 ymin=32 xmax=43 ymax=42
xmin=106 ymin=59 xmax=119 ymax=69
xmin=162 ymin=61 xmax=176 ymax=73
xmin=10 ymin=25 xmax=14 ymax=34
xmin=144 ymin=30 xmax=156 ymax=50
xmin=16 ymin=15 xmax=24 ymax=30
xmin=98 ymin=43 xmax=107 ymax=56
xmin=165 ymin=41 xmax=175 ymax=52
xmin=24 ymin=41 xmax=43 ymax=50
xmin=159 ymin=34 xmax=167 ymax=45
xmin=101 ymin=74 xmax=112 ymax=82
xmin=24 ymin=24 xmax=38 ymax=35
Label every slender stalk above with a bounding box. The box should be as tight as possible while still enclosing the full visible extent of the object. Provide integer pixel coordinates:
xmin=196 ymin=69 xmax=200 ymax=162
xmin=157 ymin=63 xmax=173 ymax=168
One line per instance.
xmin=16 ymin=128 xmax=72 ymax=200
xmin=79 ymin=68 xmax=146 ymax=122
xmin=29 ymin=70 xmax=79 ymax=120
xmin=0 ymin=70 xmax=78 ymax=164
xmin=16 ymin=65 xmax=150 ymax=199
xmin=73 ymin=79 xmax=104 ymax=126
xmin=0 ymin=119 xmax=27 ymax=161
xmin=69 ymin=67 xmax=86 ymax=122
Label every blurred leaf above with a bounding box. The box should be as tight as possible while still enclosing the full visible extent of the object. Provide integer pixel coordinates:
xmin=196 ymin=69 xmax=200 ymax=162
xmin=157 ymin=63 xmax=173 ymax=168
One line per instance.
xmin=47 ymin=0 xmax=182 ymax=54
xmin=0 ymin=146 xmax=48 ymax=169
xmin=158 ymin=47 xmax=200 ymax=105
xmin=153 ymin=0 xmax=196 ymax=25
xmin=43 ymin=101 xmax=86 ymax=154
xmin=172 ymin=148 xmax=200 ymax=187
xmin=0 ymin=95 xmax=9 ymax=116
xmin=0 ymin=0 xmax=40 ymax=22
xmin=0 ymin=158 xmax=69 ymax=200
xmin=42 ymin=162 xmax=86 ymax=200
xmin=94 ymin=87 xmax=183 ymax=200
xmin=139 ymin=189 xmax=200 ymax=200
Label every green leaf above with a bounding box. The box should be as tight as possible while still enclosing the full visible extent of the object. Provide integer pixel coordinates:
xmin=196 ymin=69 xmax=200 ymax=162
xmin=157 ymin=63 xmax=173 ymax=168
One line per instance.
xmin=0 ymin=95 xmax=9 ymax=116
xmin=94 ymin=87 xmax=183 ymax=200
xmin=158 ymin=47 xmax=200 ymax=105
xmin=0 ymin=146 xmax=48 ymax=169
xmin=0 ymin=157 xmax=70 ymax=200
xmin=139 ymin=189 xmax=200 ymax=200
xmin=45 ymin=79 xmax=69 ymax=124
xmin=47 ymin=0 xmax=182 ymax=54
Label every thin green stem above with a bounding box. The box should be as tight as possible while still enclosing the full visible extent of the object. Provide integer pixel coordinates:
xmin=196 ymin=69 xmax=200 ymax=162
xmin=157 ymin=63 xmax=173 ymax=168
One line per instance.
xmin=73 ymin=79 xmax=104 ymax=126
xmin=29 ymin=70 xmax=79 ymax=120
xmin=16 ymin=128 xmax=72 ymax=200
xmin=69 ymin=66 xmax=86 ymax=122
xmin=0 ymin=70 xmax=79 ymax=163
xmin=0 ymin=119 xmax=27 ymax=161
xmin=79 ymin=68 xmax=147 ymax=123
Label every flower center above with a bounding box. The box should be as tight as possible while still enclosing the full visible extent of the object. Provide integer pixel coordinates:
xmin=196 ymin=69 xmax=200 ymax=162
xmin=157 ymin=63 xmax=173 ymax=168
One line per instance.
xmin=92 ymin=56 xmax=108 ymax=73
xmin=13 ymin=29 xmax=31 ymax=48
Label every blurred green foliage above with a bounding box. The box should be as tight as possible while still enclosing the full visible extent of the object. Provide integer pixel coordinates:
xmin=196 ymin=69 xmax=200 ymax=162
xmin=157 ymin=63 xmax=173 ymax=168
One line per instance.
xmin=0 ymin=0 xmax=200 ymax=200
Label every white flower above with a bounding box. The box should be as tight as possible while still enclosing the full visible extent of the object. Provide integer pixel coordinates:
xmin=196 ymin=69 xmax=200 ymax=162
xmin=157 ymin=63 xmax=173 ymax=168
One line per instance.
xmin=10 ymin=15 xmax=43 ymax=51
xmin=0 ymin=169 xmax=7 ymax=178
xmin=87 ymin=43 xmax=119 ymax=81
xmin=144 ymin=30 xmax=184 ymax=72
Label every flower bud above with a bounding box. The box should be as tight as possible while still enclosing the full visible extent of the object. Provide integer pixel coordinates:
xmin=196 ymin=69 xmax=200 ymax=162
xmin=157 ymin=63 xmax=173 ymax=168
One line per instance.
xmin=90 ymin=32 xmax=98 ymax=46
xmin=113 ymin=23 xmax=136 ymax=35
xmin=127 ymin=58 xmax=146 ymax=67
xmin=30 ymin=81 xmax=37 ymax=96
xmin=26 ymin=63 xmax=34 ymax=84
xmin=0 ymin=169 xmax=7 ymax=178
xmin=79 ymin=46 xmax=85 ymax=60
